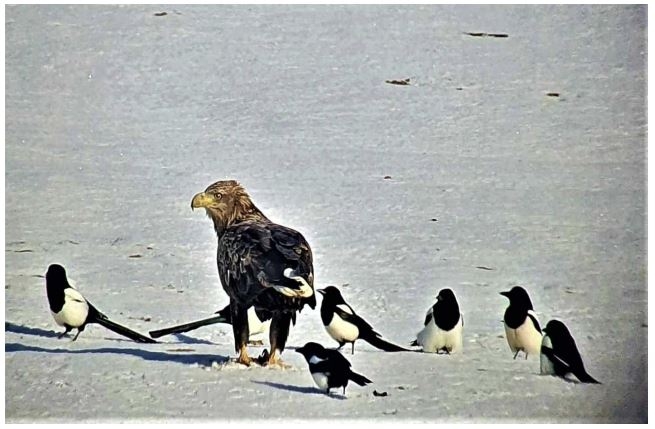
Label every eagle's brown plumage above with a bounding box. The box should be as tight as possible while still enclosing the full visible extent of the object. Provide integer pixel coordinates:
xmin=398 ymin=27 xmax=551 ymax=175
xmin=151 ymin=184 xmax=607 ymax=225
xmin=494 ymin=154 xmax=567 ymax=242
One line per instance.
xmin=191 ymin=180 xmax=316 ymax=366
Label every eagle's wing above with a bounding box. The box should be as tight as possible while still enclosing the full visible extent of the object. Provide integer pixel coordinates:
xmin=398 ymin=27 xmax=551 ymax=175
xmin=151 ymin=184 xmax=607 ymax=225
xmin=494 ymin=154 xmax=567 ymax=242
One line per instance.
xmin=218 ymin=221 xmax=315 ymax=310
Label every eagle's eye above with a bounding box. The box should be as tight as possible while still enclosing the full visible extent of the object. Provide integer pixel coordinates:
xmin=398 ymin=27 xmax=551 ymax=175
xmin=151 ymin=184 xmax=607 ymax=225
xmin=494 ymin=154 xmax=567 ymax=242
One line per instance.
xmin=215 ymin=192 xmax=222 ymax=200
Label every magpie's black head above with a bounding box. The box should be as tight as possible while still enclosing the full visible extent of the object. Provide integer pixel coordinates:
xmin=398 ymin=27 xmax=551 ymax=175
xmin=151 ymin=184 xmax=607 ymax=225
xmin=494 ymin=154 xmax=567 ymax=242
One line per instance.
xmin=436 ymin=288 xmax=457 ymax=304
xmin=295 ymin=341 xmax=325 ymax=359
xmin=317 ymin=285 xmax=345 ymax=305
xmin=543 ymin=319 xmax=570 ymax=339
xmin=500 ymin=286 xmax=534 ymax=310
xmin=45 ymin=264 xmax=69 ymax=289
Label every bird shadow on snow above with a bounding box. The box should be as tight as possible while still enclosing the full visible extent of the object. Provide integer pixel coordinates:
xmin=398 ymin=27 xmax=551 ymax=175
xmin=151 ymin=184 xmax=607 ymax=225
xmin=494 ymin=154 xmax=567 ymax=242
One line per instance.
xmin=251 ymin=380 xmax=347 ymax=400
xmin=5 ymin=322 xmax=61 ymax=339
xmin=5 ymin=342 xmax=229 ymax=367
xmin=167 ymin=333 xmax=217 ymax=346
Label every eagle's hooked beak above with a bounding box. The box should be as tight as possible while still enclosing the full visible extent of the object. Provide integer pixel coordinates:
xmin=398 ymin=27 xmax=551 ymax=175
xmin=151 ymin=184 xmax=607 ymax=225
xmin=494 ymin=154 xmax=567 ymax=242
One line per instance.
xmin=191 ymin=192 xmax=214 ymax=210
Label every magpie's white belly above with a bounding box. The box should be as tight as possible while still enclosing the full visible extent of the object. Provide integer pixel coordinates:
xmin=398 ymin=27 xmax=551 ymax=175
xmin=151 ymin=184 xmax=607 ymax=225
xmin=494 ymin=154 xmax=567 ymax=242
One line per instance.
xmin=540 ymin=334 xmax=556 ymax=375
xmin=416 ymin=317 xmax=463 ymax=353
xmin=504 ymin=319 xmax=542 ymax=356
xmin=311 ymin=372 xmax=330 ymax=391
xmin=52 ymin=300 xmax=89 ymax=328
xmin=325 ymin=313 xmax=359 ymax=343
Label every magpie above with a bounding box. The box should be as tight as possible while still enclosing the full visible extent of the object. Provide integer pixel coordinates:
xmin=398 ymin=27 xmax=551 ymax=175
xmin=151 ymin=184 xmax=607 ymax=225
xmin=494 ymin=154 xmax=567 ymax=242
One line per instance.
xmin=411 ymin=288 xmax=463 ymax=354
xmin=296 ymin=341 xmax=372 ymax=394
xmin=45 ymin=264 xmax=156 ymax=343
xmin=500 ymin=286 xmax=542 ymax=359
xmin=540 ymin=319 xmax=601 ymax=384
xmin=318 ymin=285 xmax=409 ymax=354
xmin=149 ymin=304 xmax=270 ymax=343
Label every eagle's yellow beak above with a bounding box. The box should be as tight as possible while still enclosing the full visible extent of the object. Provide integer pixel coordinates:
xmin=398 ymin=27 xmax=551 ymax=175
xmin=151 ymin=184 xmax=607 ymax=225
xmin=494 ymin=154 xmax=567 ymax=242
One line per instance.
xmin=191 ymin=192 xmax=214 ymax=210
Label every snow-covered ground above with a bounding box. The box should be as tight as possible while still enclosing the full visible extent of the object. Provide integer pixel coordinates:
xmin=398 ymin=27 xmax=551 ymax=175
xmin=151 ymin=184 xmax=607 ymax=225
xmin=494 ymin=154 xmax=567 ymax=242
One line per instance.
xmin=5 ymin=5 xmax=646 ymax=423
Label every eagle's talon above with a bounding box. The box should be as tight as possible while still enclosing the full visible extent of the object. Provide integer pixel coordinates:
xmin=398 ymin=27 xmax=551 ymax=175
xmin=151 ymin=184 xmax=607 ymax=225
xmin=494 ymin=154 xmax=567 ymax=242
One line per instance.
xmin=236 ymin=346 xmax=253 ymax=366
xmin=266 ymin=359 xmax=291 ymax=369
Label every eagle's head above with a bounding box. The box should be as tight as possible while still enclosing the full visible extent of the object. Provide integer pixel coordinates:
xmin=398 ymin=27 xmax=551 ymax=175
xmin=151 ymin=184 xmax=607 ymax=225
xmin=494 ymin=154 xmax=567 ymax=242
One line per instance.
xmin=191 ymin=180 xmax=268 ymax=233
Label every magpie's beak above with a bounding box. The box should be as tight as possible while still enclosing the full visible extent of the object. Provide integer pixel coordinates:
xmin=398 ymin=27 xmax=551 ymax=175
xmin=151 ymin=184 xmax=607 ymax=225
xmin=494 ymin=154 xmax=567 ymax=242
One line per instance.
xmin=436 ymin=294 xmax=442 ymax=301
xmin=295 ymin=347 xmax=304 ymax=354
xmin=500 ymin=291 xmax=510 ymax=298
xmin=317 ymin=289 xmax=326 ymax=296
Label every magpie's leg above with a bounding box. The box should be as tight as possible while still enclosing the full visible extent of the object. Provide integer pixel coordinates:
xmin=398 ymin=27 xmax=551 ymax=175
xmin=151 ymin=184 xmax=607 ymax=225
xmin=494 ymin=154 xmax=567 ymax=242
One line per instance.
xmin=71 ymin=326 xmax=84 ymax=342
xmin=351 ymin=342 xmax=355 ymax=355
xmin=58 ymin=326 xmax=72 ymax=339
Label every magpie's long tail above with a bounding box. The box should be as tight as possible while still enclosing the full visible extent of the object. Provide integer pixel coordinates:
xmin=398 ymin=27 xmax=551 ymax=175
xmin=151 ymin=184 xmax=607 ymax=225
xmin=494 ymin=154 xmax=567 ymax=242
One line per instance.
xmin=348 ymin=370 xmax=373 ymax=386
xmin=361 ymin=332 xmax=410 ymax=352
xmin=89 ymin=310 xmax=157 ymax=343
xmin=575 ymin=369 xmax=601 ymax=384
xmin=149 ymin=315 xmax=230 ymax=339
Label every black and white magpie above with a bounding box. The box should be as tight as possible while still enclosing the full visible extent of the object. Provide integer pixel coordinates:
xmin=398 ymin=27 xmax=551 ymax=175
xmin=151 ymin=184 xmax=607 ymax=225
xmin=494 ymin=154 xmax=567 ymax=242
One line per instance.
xmin=411 ymin=288 xmax=463 ymax=354
xmin=500 ymin=286 xmax=542 ymax=359
xmin=318 ymin=285 xmax=409 ymax=354
xmin=295 ymin=341 xmax=372 ymax=394
xmin=149 ymin=304 xmax=270 ymax=343
xmin=45 ymin=264 xmax=156 ymax=343
xmin=540 ymin=319 xmax=600 ymax=384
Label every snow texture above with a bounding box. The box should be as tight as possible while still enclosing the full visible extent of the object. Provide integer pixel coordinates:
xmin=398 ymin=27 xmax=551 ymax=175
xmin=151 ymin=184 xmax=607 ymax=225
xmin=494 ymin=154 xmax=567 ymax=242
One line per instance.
xmin=5 ymin=4 xmax=646 ymax=423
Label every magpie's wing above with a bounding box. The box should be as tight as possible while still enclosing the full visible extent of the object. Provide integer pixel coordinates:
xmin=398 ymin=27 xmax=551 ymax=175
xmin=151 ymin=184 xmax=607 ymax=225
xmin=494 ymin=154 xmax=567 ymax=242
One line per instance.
xmin=527 ymin=310 xmax=542 ymax=333
xmin=423 ymin=308 xmax=433 ymax=327
xmin=334 ymin=303 xmax=378 ymax=335
xmin=541 ymin=345 xmax=571 ymax=374
xmin=63 ymin=287 xmax=87 ymax=304
xmin=550 ymin=331 xmax=600 ymax=383
xmin=557 ymin=334 xmax=587 ymax=371
xmin=218 ymin=222 xmax=315 ymax=311
xmin=64 ymin=286 xmax=98 ymax=318
xmin=321 ymin=349 xmax=353 ymax=369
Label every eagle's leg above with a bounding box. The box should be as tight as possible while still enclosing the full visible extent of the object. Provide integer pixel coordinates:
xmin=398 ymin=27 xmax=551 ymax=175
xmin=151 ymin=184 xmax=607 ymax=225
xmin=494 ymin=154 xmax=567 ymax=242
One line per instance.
xmin=230 ymin=302 xmax=252 ymax=366
xmin=513 ymin=349 xmax=521 ymax=360
xmin=267 ymin=312 xmax=292 ymax=367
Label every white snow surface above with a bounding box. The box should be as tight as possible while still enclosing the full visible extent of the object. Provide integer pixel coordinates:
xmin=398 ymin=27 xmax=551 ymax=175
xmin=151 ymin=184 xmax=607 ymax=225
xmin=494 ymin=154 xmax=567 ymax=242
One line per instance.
xmin=5 ymin=4 xmax=646 ymax=423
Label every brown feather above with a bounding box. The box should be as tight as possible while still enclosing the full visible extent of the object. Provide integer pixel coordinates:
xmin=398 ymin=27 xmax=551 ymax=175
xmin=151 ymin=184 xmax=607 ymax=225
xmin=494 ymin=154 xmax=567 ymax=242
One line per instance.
xmin=193 ymin=180 xmax=316 ymax=361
